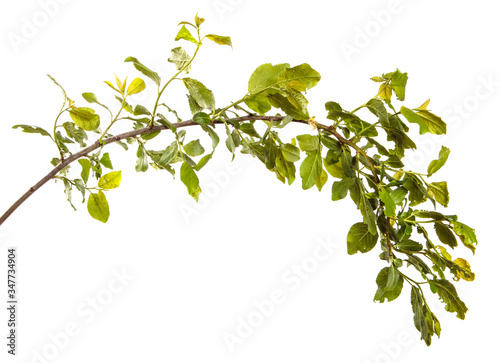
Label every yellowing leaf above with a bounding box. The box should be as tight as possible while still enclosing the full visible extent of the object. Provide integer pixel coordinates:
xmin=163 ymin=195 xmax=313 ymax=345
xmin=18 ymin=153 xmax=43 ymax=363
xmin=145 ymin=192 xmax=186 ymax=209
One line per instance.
xmin=453 ymin=258 xmax=475 ymax=281
xmin=127 ymin=78 xmax=146 ymax=95
xmin=378 ymin=83 xmax=392 ymax=102
xmin=98 ymin=171 xmax=122 ymax=190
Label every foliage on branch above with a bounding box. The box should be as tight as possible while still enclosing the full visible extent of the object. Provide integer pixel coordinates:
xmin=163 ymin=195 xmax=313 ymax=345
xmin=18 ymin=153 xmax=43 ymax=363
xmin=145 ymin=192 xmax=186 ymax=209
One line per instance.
xmin=2 ymin=14 xmax=477 ymax=346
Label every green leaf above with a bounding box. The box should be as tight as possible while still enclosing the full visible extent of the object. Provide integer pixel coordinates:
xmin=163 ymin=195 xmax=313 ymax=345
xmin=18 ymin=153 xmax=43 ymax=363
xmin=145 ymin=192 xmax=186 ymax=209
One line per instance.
xmin=69 ymin=106 xmax=100 ymax=131
xmin=98 ymin=171 xmax=122 ymax=190
xmin=247 ymin=63 xmax=289 ymax=95
xmin=206 ymin=34 xmax=232 ymax=47
xmin=201 ymin=125 xmax=220 ymax=149
xmin=175 ymin=25 xmax=198 ymax=44
xmin=268 ymin=93 xmax=308 ymax=120
xmin=396 ymin=239 xmax=423 ymax=252
xmin=87 ymin=190 xmax=110 ymax=223
xmin=184 ymin=139 xmax=205 ymax=157
xmin=416 ymin=110 xmax=447 ymax=135
xmin=157 ymin=142 xmax=178 ymax=167
xmin=240 ymin=123 xmax=260 ymax=138
xmin=428 ymin=181 xmax=449 ymax=207
xmin=359 ymin=191 xmax=377 ymax=235
xmin=400 ymin=106 xmax=429 ymax=134
xmin=168 ymin=47 xmax=192 ymax=73
xmin=299 ymin=150 xmax=322 ymax=190
xmin=63 ymin=122 xmax=88 ymax=147
xmin=346 ymin=222 xmax=379 ymax=255
xmin=127 ymin=78 xmax=146 ymax=95
xmin=296 ymin=134 xmax=319 ymax=152
xmin=379 ymin=188 xmax=396 ymax=217
xmin=320 ymin=135 xmax=342 ymax=152
xmin=403 ymin=175 xmax=427 ymax=206
xmin=193 ymin=111 xmax=211 ymax=125
xmin=452 ymin=221 xmax=478 ymax=253
xmin=428 ymin=146 xmax=450 ymax=177
xmin=340 ymin=149 xmax=354 ymax=177
xmin=13 ymin=124 xmax=52 ymax=138
xmin=413 ymin=210 xmax=446 ymax=221
xmin=331 ymin=177 xmax=355 ymax=201
xmin=411 ymin=286 xmax=434 ymax=346
xmin=79 ymin=159 xmax=91 ymax=184
xmin=135 ymin=144 xmax=149 ymax=172
xmin=183 ymin=78 xmax=215 ymax=111
xmin=244 ymin=94 xmax=272 ymax=115
xmin=434 ymin=222 xmax=458 ymax=248
xmin=390 ymin=69 xmax=408 ymax=101
xmin=374 ymin=266 xmax=404 ymax=303
xmin=390 ymin=187 xmax=407 ymax=205
xmin=433 ymin=279 xmax=468 ymax=319
xmin=277 ymin=63 xmax=321 ymax=92
xmin=366 ymin=99 xmax=389 ymax=126
xmin=180 ymin=161 xmax=202 ymax=201
xmin=124 ymin=57 xmax=161 ymax=86
xmin=100 ymin=152 xmax=113 ymax=169
xmin=281 ymin=143 xmax=301 ymax=162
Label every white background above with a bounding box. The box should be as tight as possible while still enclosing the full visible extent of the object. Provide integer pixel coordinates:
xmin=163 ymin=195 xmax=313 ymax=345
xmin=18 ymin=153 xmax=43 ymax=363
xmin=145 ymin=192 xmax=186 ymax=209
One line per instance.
xmin=0 ymin=0 xmax=498 ymax=362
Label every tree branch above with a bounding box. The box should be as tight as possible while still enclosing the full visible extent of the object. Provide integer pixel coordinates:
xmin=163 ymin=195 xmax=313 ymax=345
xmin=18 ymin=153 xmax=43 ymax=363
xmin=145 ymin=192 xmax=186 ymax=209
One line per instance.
xmin=0 ymin=115 xmax=373 ymax=227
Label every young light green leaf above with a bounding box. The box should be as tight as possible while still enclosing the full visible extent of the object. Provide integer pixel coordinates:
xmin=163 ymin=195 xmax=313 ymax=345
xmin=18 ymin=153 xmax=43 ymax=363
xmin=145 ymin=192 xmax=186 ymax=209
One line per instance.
xmin=100 ymin=152 xmax=113 ymax=169
xmin=127 ymin=78 xmax=146 ymax=95
xmin=183 ymin=78 xmax=215 ymax=111
xmin=175 ymin=25 xmax=198 ymax=44
xmin=244 ymin=94 xmax=272 ymax=115
xmin=281 ymin=143 xmax=301 ymax=162
xmin=206 ymin=34 xmax=232 ymax=47
xmin=98 ymin=171 xmax=122 ymax=190
xmin=79 ymin=159 xmax=91 ymax=184
xmin=180 ymin=161 xmax=202 ymax=201
xmin=390 ymin=69 xmax=408 ymax=101
xmin=277 ymin=63 xmax=321 ymax=92
xmin=299 ymin=150 xmax=322 ymax=190
xmin=347 ymin=222 xmax=379 ymax=255
xmin=168 ymin=47 xmax=192 ymax=73
xmin=69 ymin=106 xmax=100 ymax=131
xmin=81 ymin=93 xmax=106 ymax=109
xmin=296 ymin=134 xmax=319 ymax=152
xmin=247 ymin=63 xmax=290 ymax=95
xmin=379 ymin=188 xmax=396 ymax=217
xmin=124 ymin=57 xmax=161 ymax=86
xmin=314 ymin=169 xmax=328 ymax=191
xmin=428 ymin=146 xmax=450 ymax=177
xmin=87 ymin=190 xmax=110 ymax=223
xmin=184 ymin=139 xmax=205 ymax=157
